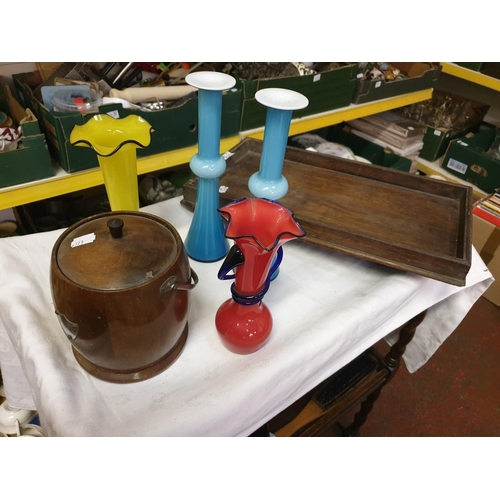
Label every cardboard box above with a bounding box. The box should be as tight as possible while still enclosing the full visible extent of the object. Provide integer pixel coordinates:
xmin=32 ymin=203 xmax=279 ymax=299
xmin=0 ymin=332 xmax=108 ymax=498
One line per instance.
xmin=238 ymin=63 xmax=358 ymax=131
xmin=0 ymin=77 xmax=53 ymax=189
xmin=441 ymin=125 xmax=500 ymax=193
xmin=13 ymin=71 xmax=242 ymax=173
xmin=352 ymin=63 xmax=441 ymax=105
xmin=473 ymin=213 xmax=500 ymax=306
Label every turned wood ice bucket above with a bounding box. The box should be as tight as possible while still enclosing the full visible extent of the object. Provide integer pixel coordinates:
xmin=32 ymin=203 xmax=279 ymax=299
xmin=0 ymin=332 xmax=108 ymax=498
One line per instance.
xmin=50 ymin=211 xmax=198 ymax=383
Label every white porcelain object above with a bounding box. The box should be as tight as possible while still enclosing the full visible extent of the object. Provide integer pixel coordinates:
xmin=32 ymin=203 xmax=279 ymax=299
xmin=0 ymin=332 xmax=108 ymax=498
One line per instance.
xmin=18 ymin=423 xmax=45 ymax=437
xmin=354 ymin=155 xmax=372 ymax=164
xmin=0 ymin=137 xmax=21 ymax=152
xmin=185 ymin=71 xmax=236 ymax=91
xmin=0 ymin=400 xmax=37 ymax=435
xmin=315 ymin=141 xmax=357 ymax=160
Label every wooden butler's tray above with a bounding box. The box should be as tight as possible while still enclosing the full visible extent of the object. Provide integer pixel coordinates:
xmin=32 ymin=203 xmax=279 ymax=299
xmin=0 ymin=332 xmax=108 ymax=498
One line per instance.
xmin=182 ymin=138 xmax=473 ymax=286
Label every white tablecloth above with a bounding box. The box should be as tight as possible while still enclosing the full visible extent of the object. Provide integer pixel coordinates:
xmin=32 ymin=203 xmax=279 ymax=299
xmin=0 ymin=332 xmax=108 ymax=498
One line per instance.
xmin=0 ymin=196 xmax=493 ymax=436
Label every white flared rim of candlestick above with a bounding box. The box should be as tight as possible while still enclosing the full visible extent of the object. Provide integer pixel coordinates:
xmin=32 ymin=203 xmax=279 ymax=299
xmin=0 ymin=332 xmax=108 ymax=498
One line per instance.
xmin=185 ymin=71 xmax=236 ymax=91
xmin=255 ymin=88 xmax=309 ymax=111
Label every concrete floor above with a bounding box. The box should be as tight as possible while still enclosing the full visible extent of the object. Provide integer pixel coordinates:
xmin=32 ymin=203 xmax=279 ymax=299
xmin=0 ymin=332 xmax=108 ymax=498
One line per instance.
xmin=347 ymin=296 xmax=500 ymax=437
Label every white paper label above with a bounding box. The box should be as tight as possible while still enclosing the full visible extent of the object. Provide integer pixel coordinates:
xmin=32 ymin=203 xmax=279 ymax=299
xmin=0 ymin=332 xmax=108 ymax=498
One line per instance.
xmin=107 ymin=110 xmax=120 ymax=119
xmin=313 ymin=74 xmax=321 ymax=83
xmin=222 ymin=151 xmax=234 ymax=160
xmin=71 ymin=233 xmax=96 ymax=248
xmin=433 ymin=129 xmax=442 ymax=136
xmin=447 ymin=158 xmax=468 ymax=175
xmin=375 ymin=81 xmax=382 ymax=88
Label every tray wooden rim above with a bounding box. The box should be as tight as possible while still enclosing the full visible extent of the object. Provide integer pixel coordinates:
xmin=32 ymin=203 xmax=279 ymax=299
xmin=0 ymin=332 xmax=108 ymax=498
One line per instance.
xmin=183 ymin=138 xmax=473 ymax=286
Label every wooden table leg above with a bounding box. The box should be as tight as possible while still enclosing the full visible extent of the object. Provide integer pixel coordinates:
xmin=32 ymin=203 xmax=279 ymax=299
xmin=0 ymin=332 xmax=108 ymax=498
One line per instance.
xmin=345 ymin=309 xmax=428 ymax=436
xmin=384 ymin=309 xmax=428 ymax=379
xmin=249 ymin=309 xmax=429 ymax=437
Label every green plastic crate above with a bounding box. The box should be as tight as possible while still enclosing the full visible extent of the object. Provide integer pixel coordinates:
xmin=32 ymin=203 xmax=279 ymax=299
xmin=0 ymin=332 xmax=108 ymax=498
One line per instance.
xmin=418 ymin=93 xmax=490 ymax=162
xmin=352 ymin=63 xmax=441 ymax=105
xmin=0 ymin=78 xmax=53 ymax=189
xmin=456 ymin=62 xmax=484 ymax=71
xmin=289 ymin=124 xmax=412 ymax=172
xmin=238 ymin=63 xmax=359 ymax=131
xmin=13 ymin=72 xmax=242 ymax=173
xmin=442 ymin=125 xmax=500 ymax=193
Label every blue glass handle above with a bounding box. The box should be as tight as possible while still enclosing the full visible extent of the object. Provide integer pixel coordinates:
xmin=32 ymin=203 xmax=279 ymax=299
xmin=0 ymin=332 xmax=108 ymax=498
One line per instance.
xmin=266 ymin=246 xmax=283 ymax=281
xmin=217 ymin=245 xmax=245 ymax=281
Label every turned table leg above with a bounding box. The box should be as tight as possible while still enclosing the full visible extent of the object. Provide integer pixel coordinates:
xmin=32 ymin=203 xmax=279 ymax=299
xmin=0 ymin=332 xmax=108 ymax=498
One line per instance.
xmin=346 ymin=309 xmax=428 ymax=436
xmin=384 ymin=309 xmax=428 ymax=379
xmin=344 ymin=386 xmax=384 ymax=436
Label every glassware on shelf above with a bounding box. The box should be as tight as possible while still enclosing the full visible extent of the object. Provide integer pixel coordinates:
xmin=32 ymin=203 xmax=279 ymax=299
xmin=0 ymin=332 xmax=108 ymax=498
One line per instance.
xmin=486 ymin=129 xmax=500 ymax=160
xmin=70 ymin=114 xmax=154 ymax=211
xmin=399 ymin=92 xmax=478 ymax=132
xmin=183 ymin=71 xmax=236 ymax=262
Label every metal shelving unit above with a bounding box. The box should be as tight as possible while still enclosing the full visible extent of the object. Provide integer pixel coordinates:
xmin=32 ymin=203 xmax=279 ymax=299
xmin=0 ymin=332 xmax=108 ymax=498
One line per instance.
xmin=440 ymin=63 xmax=500 ymax=92
xmin=0 ymin=136 xmax=241 ymax=211
xmin=241 ymin=89 xmax=433 ymax=140
xmin=0 ymin=89 xmax=433 ymax=211
xmin=414 ymin=63 xmax=499 ymax=197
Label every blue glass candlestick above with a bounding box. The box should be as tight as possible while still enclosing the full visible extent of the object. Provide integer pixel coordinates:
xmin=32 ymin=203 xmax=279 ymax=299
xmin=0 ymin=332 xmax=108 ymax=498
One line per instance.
xmin=248 ymin=88 xmax=309 ymax=200
xmin=248 ymin=88 xmax=308 ymax=279
xmin=184 ymin=71 xmax=236 ymax=262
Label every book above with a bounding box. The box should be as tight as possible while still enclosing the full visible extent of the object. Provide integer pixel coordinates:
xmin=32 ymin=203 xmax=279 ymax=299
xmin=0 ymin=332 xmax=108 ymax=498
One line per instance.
xmin=347 ymin=120 xmax=424 ymax=150
xmin=473 ymin=191 xmax=500 ymax=228
xmin=483 ymin=200 xmax=500 ymax=215
xmin=350 ymin=129 xmax=424 ymax=157
xmin=473 ymin=205 xmax=500 ymax=228
xmin=348 ymin=112 xmax=427 ymax=138
xmin=486 ymin=194 xmax=500 ymax=208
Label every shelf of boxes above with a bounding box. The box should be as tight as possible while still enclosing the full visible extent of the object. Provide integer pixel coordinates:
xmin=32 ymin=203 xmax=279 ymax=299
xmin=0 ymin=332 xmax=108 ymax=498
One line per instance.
xmin=0 ymin=137 xmax=241 ymax=211
xmin=441 ymin=63 xmax=500 ymax=92
xmin=415 ymin=156 xmax=488 ymax=200
xmin=0 ymin=89 xmax=433 ymax=211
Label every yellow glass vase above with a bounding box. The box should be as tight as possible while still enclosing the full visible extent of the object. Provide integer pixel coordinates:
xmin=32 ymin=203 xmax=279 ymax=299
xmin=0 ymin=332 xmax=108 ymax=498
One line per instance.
xmin=70 ymin=114 xmax=154 ymax=211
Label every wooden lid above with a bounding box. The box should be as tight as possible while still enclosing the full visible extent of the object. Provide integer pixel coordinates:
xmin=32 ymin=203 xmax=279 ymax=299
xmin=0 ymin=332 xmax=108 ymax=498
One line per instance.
xmin=55 ymin=212 xmax=181 ymax=290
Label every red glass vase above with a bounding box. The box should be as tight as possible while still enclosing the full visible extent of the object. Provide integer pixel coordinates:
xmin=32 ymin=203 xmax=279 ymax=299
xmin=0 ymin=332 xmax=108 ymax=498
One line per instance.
xmin=215 ymin=198 xmax=305 ymax=354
